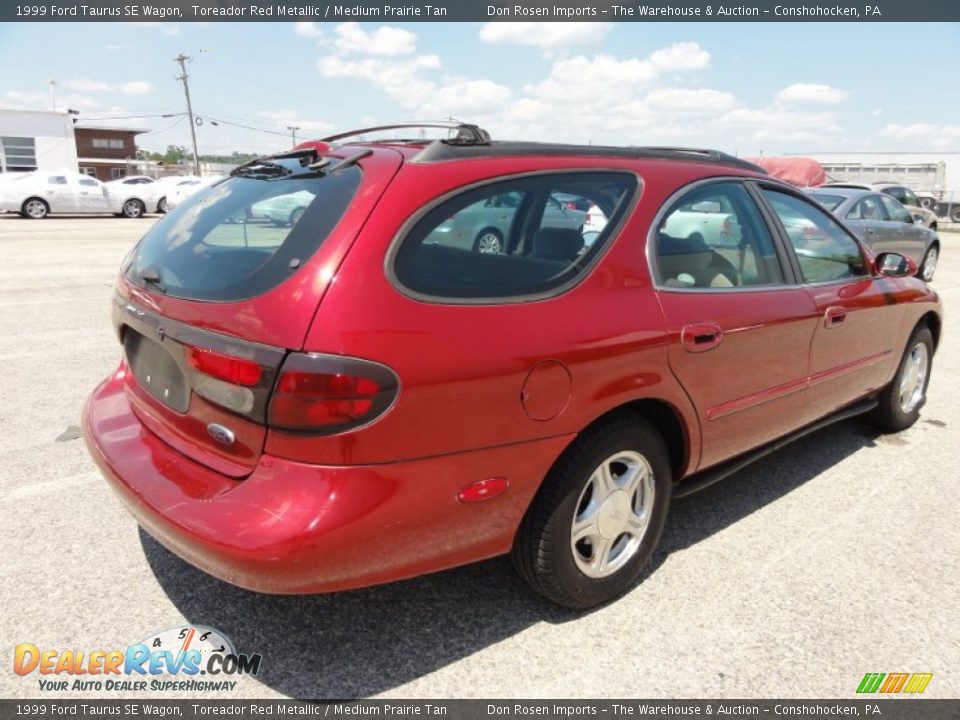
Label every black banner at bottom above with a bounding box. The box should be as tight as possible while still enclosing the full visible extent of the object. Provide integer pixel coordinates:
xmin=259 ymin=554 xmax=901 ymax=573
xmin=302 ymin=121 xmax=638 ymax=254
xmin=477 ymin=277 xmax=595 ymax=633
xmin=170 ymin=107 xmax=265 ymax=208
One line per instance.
xmin=2 ymin=700 xmax=959 ymax=720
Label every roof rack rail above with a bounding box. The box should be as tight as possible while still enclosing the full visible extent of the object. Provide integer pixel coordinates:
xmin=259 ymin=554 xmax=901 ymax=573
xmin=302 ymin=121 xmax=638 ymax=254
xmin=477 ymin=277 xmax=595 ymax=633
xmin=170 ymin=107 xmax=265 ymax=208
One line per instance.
xmin=321 ymin=122 xmax=491 ymax=146
xmin=411 ymin=141 xmax=765 ymax=173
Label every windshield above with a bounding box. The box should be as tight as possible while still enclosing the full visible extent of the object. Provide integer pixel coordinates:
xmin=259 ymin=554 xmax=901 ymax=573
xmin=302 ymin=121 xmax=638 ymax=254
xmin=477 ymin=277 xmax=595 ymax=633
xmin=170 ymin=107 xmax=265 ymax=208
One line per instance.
xmin=125 ymin=160 xmax=361 ymax=302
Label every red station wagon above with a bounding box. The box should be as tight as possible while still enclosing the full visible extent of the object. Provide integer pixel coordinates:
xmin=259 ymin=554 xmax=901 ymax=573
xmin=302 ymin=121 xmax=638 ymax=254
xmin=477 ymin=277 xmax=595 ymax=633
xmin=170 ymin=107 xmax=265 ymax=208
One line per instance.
xmin=84 ymin=124 xmax=942 ymax=608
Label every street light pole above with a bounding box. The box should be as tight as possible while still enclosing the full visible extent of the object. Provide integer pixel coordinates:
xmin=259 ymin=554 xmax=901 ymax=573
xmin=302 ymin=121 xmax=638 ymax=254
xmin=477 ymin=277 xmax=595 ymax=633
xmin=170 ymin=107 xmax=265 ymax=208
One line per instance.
xmin=286 ymin=125 xmax=301 ymax=147
xmin=174 ymin=54 xmax=201 ymax=176
xmin=48 ymin=79 xmax=58 ymax=111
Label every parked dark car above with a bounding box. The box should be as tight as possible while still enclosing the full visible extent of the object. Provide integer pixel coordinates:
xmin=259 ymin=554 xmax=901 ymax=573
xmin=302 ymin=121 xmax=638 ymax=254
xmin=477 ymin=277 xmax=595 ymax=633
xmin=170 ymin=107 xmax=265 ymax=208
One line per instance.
xmin=84 ymin=123 xmax=942 ymax=609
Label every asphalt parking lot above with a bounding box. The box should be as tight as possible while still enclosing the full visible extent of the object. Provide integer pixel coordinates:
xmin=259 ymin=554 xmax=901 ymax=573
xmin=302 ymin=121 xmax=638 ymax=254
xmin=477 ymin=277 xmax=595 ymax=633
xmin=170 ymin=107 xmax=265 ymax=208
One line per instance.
xmin=0 ymin=214 xmax=957 ymax=700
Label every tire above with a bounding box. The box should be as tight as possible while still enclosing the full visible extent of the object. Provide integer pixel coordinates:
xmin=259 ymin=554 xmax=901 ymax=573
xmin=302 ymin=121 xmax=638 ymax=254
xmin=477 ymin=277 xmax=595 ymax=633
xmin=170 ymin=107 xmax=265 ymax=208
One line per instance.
xmin=289 ymin=207 xmax=305 ymax=226
xmin=473 ymin=228 xmax=503 ymax=254
xmin=512 ymin=415 xmax=672 ymax=609
xmin=21 ymin=198 xmax=49 ymax=219
xmin=870 ymin=326 xmax=933 ymax=433
xmin=951 ymin=207 xmax=960 ymax=223
xmin=919 ymin=244 xmax=939 ymax=283
xmin=157 ymin=197 xmax=168 ymax=214
xmin=121 ymin=199 xmax=145 ymax=218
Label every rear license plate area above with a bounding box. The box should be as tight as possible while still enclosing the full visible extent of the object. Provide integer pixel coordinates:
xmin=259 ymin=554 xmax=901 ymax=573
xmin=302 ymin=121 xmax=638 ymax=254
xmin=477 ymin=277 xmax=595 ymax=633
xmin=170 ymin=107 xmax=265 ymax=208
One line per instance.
xmin=124 ymin=330 xmax=191 ymax=413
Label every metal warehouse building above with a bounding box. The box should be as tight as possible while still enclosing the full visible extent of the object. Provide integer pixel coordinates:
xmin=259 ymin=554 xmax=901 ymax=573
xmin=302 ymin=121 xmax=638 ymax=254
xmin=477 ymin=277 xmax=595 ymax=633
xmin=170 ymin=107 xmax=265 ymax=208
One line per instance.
xmin=789 ymin=151 xmax=960 ymax=204
xmin=0 ymin=108 xmax=78 ymax=173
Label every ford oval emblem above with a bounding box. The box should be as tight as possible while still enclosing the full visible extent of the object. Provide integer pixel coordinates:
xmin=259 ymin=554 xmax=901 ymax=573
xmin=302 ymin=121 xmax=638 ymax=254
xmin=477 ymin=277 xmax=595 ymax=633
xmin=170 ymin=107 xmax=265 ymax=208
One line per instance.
xmin=206 ymin=423 xmax=236 ymax=446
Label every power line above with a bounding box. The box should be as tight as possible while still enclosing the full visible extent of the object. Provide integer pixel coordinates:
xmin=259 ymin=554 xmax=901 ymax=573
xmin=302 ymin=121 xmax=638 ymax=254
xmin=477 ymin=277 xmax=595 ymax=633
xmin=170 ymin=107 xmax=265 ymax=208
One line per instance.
xmin=141 ymin=116 xmax=187 ymax=137
xmin=195 ymin=113 xmax=289 ymax=137
xmin=77 ymin=112 xmax=186 ymax=121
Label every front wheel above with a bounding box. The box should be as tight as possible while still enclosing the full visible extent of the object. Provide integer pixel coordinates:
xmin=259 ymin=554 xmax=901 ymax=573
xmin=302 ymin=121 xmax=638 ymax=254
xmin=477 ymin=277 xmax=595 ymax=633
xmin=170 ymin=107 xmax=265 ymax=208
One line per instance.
xmin=512 ymin=415 xmax=672 ymax=609
xmin=870 ymin=327 xmax=933 ymax=432
xmin=919 ymin=244 xmax=938 ymax=282
xmin=951 ymin=207 xmax=960 ymax=223
xmin=157 ymin=197 xmax=168 ymax=214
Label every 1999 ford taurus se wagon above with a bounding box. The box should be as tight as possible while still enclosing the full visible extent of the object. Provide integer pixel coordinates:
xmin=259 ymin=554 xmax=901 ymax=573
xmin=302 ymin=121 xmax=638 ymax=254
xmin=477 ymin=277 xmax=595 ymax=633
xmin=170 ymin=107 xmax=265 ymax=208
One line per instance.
xmin=84 ymin=123 xmax=942 ymax=608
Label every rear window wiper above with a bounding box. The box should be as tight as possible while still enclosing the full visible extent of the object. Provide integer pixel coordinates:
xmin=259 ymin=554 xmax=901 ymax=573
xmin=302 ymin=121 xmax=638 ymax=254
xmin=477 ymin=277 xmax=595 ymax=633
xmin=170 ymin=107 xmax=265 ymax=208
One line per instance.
xmin=138 ymin=267 xmax=167 ymax=293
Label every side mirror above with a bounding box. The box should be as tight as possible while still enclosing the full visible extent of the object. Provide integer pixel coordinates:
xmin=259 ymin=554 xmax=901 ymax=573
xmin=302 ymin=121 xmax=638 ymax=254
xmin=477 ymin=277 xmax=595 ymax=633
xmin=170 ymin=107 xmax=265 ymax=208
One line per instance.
xmin=875 ymin=252 xmax=916 ymax=278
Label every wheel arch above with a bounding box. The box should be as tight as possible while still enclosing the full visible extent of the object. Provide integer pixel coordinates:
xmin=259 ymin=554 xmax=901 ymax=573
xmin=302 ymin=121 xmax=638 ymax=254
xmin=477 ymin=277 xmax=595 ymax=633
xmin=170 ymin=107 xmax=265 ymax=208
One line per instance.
xmin=569 ymin=398 xmax=692 ymax=484
xmin=919 ymin=310 xmax=941 ymax=352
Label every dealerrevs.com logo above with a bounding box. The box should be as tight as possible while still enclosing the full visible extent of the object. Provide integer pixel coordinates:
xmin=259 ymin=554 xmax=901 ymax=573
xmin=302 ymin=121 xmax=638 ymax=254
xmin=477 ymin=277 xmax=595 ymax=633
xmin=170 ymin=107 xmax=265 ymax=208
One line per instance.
xmin=13 ymin=626 xmax=261 ymax=692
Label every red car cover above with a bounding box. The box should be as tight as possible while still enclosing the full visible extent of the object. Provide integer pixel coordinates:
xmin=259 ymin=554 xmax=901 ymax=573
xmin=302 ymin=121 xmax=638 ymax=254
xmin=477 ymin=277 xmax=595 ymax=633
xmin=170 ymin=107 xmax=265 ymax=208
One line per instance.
xmin=745 ymin=157 xmax=827 ymax=188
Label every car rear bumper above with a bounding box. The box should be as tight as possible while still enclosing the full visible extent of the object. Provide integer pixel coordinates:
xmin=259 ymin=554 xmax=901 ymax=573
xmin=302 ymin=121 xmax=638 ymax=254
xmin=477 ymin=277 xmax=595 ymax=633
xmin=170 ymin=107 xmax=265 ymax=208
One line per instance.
xmin=83 ymin=363 xmax=571 ymax=594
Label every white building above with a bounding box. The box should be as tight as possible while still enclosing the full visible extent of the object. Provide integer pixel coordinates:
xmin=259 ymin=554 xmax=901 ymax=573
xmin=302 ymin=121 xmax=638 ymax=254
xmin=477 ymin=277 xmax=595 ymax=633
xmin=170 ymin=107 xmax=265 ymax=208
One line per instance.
xmin=0 ymin=108 xmax=79 ymax=174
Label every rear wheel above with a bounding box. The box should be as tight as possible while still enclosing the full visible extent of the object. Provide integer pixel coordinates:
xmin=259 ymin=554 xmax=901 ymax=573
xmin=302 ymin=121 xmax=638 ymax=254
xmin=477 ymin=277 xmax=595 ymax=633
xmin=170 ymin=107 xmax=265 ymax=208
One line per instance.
xmin=22 ymin=198 xmax=49 ymax=219
xmin=512 ymin=415 xmax=672 ymax=609
xmin=919 ymin=244 xmax=939 ymax=282
xmin=122 ymin=199 xmax=145 ymax=218
xmin=951 ymin=207 xmax=960 ymax=223
xmin=157 ymin=197 xmax=168 ymax=214
xmin=870 ymin=327 xmax=933 ymax=432
xmin=473 ymin=228 xmax=503 ymax=254
xmin=289 ymin=207 xmax=305 ymax=226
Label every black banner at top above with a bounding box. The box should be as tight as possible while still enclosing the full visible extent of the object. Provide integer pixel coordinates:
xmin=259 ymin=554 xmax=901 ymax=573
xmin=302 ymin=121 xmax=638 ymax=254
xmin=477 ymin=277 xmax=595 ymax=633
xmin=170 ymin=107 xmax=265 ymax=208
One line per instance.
xmin=4 ymin=0 xmax=960 ymax=23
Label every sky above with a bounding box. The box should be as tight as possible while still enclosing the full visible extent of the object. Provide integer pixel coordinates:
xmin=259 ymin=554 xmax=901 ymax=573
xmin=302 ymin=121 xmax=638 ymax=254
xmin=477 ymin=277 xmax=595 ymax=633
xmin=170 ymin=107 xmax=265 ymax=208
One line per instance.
xmin=1 ymin=21 xmax=958 ymax=158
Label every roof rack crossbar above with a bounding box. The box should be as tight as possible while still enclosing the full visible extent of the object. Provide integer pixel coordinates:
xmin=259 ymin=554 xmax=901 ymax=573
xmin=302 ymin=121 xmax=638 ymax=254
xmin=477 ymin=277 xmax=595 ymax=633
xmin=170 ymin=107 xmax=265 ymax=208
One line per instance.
xmin=321 ymin=122 xmax=490 ymax=146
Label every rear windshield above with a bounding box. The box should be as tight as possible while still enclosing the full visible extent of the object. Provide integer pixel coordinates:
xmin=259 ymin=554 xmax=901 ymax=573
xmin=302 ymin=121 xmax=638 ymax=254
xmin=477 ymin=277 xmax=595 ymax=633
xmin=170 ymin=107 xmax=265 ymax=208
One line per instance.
xmin=125 ymin=160 xmax=361 ymax=302
xmin=812 ymin=193 xmax=846 ymax=211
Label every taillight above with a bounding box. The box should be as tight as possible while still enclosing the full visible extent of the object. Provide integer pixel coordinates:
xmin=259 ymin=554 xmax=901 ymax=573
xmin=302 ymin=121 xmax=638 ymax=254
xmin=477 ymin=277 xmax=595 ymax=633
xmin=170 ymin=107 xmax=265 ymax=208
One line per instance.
xmin=185 ymin=346 xmax=265 ymax=414
xmin=187 ymin=347 xmax=262 ymax=386
xmin=268 ymin=353 xmax=399 ymax=433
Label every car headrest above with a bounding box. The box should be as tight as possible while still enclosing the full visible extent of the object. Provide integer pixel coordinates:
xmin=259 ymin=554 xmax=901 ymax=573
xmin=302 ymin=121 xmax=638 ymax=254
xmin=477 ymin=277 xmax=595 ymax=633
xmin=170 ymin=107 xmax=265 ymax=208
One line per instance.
xmin=531 ymin=228 xmax=584 ymax=262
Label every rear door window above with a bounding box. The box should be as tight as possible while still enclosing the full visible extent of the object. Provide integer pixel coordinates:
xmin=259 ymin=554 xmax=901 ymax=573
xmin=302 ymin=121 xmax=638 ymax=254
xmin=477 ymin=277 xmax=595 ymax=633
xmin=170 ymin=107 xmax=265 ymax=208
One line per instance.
xmin=392 ymin=172 xmax=638 ymax=301
xmin=879 ymin=195 xmax=913 ymax=224
xmin=125 ymin=160 xmax=362 ymax=302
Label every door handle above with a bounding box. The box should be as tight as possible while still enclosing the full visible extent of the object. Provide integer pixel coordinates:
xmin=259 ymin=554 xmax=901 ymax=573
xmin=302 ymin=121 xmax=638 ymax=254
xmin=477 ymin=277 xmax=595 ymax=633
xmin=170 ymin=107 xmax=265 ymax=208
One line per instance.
xmin=681 ymin=322 xmax=723 ymax=352
xmin=824 ymin=306 xmax=847 ymax=328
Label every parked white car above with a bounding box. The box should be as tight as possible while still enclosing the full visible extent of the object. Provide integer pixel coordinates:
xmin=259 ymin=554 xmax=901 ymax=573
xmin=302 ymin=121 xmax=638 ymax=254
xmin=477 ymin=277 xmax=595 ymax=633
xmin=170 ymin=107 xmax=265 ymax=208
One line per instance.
xmin=662 ymin=200 xmax=742 ymax=247
xmin=106 ymin=176 xmax=165 ymax=214
xmin=164 ymin=176 xmax=225 ymax=211
xmin=0 ymin=171 xmax=155 ymax=218
xmin=250 ymin=190 xmax=315 ymax=226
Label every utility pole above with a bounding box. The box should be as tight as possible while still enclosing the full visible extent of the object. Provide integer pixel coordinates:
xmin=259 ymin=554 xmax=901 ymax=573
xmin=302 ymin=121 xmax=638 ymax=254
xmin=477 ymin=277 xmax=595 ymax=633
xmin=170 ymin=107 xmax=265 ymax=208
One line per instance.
xmin=286 ymin=126 xmax=301 ymax=147
xmin=48 ymin=79 xmax=57 ymax=111
xmin=174 ymin=54 xmax=201 ymax=176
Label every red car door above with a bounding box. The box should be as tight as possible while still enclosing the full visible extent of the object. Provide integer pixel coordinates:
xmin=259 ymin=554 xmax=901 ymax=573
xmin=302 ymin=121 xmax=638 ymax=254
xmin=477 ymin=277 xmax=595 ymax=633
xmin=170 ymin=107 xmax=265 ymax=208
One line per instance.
xmin=652 ymin=180 xmax=819 ymax=471
xmin=758 ymin=187 xmax=905 ymax=418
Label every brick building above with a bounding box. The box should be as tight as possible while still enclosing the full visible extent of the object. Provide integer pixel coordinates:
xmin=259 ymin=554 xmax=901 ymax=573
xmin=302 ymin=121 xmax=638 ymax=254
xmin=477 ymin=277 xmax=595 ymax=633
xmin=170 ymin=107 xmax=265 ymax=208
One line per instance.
xmin=74 ymin=124 xmax=149 ymax=182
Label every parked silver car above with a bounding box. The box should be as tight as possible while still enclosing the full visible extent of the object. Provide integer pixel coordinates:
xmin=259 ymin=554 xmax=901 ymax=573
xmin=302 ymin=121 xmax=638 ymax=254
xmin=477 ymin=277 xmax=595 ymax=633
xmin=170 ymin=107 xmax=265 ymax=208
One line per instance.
xmin=425 ymin=192 xmax=586 ymax=254
xmin=810 ymin=188 xmax=939 ymax=281
xmin=821 ymin=182 xmax=938 ymax=231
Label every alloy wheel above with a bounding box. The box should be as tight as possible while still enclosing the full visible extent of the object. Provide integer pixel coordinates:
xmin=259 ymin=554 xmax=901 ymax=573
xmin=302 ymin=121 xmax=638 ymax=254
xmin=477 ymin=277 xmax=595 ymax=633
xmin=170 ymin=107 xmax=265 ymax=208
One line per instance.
xmin=570 ymin=450 xmax=655 ymax=578
xmin=899 ymin=342 xmax=929 ymax=414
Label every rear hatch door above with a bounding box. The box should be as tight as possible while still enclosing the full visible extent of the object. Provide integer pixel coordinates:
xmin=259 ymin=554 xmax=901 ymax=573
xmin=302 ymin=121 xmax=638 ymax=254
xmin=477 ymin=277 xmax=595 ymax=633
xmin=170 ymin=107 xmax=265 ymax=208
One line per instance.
xmin=113 ymin=148 xmax=404 ymax=475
